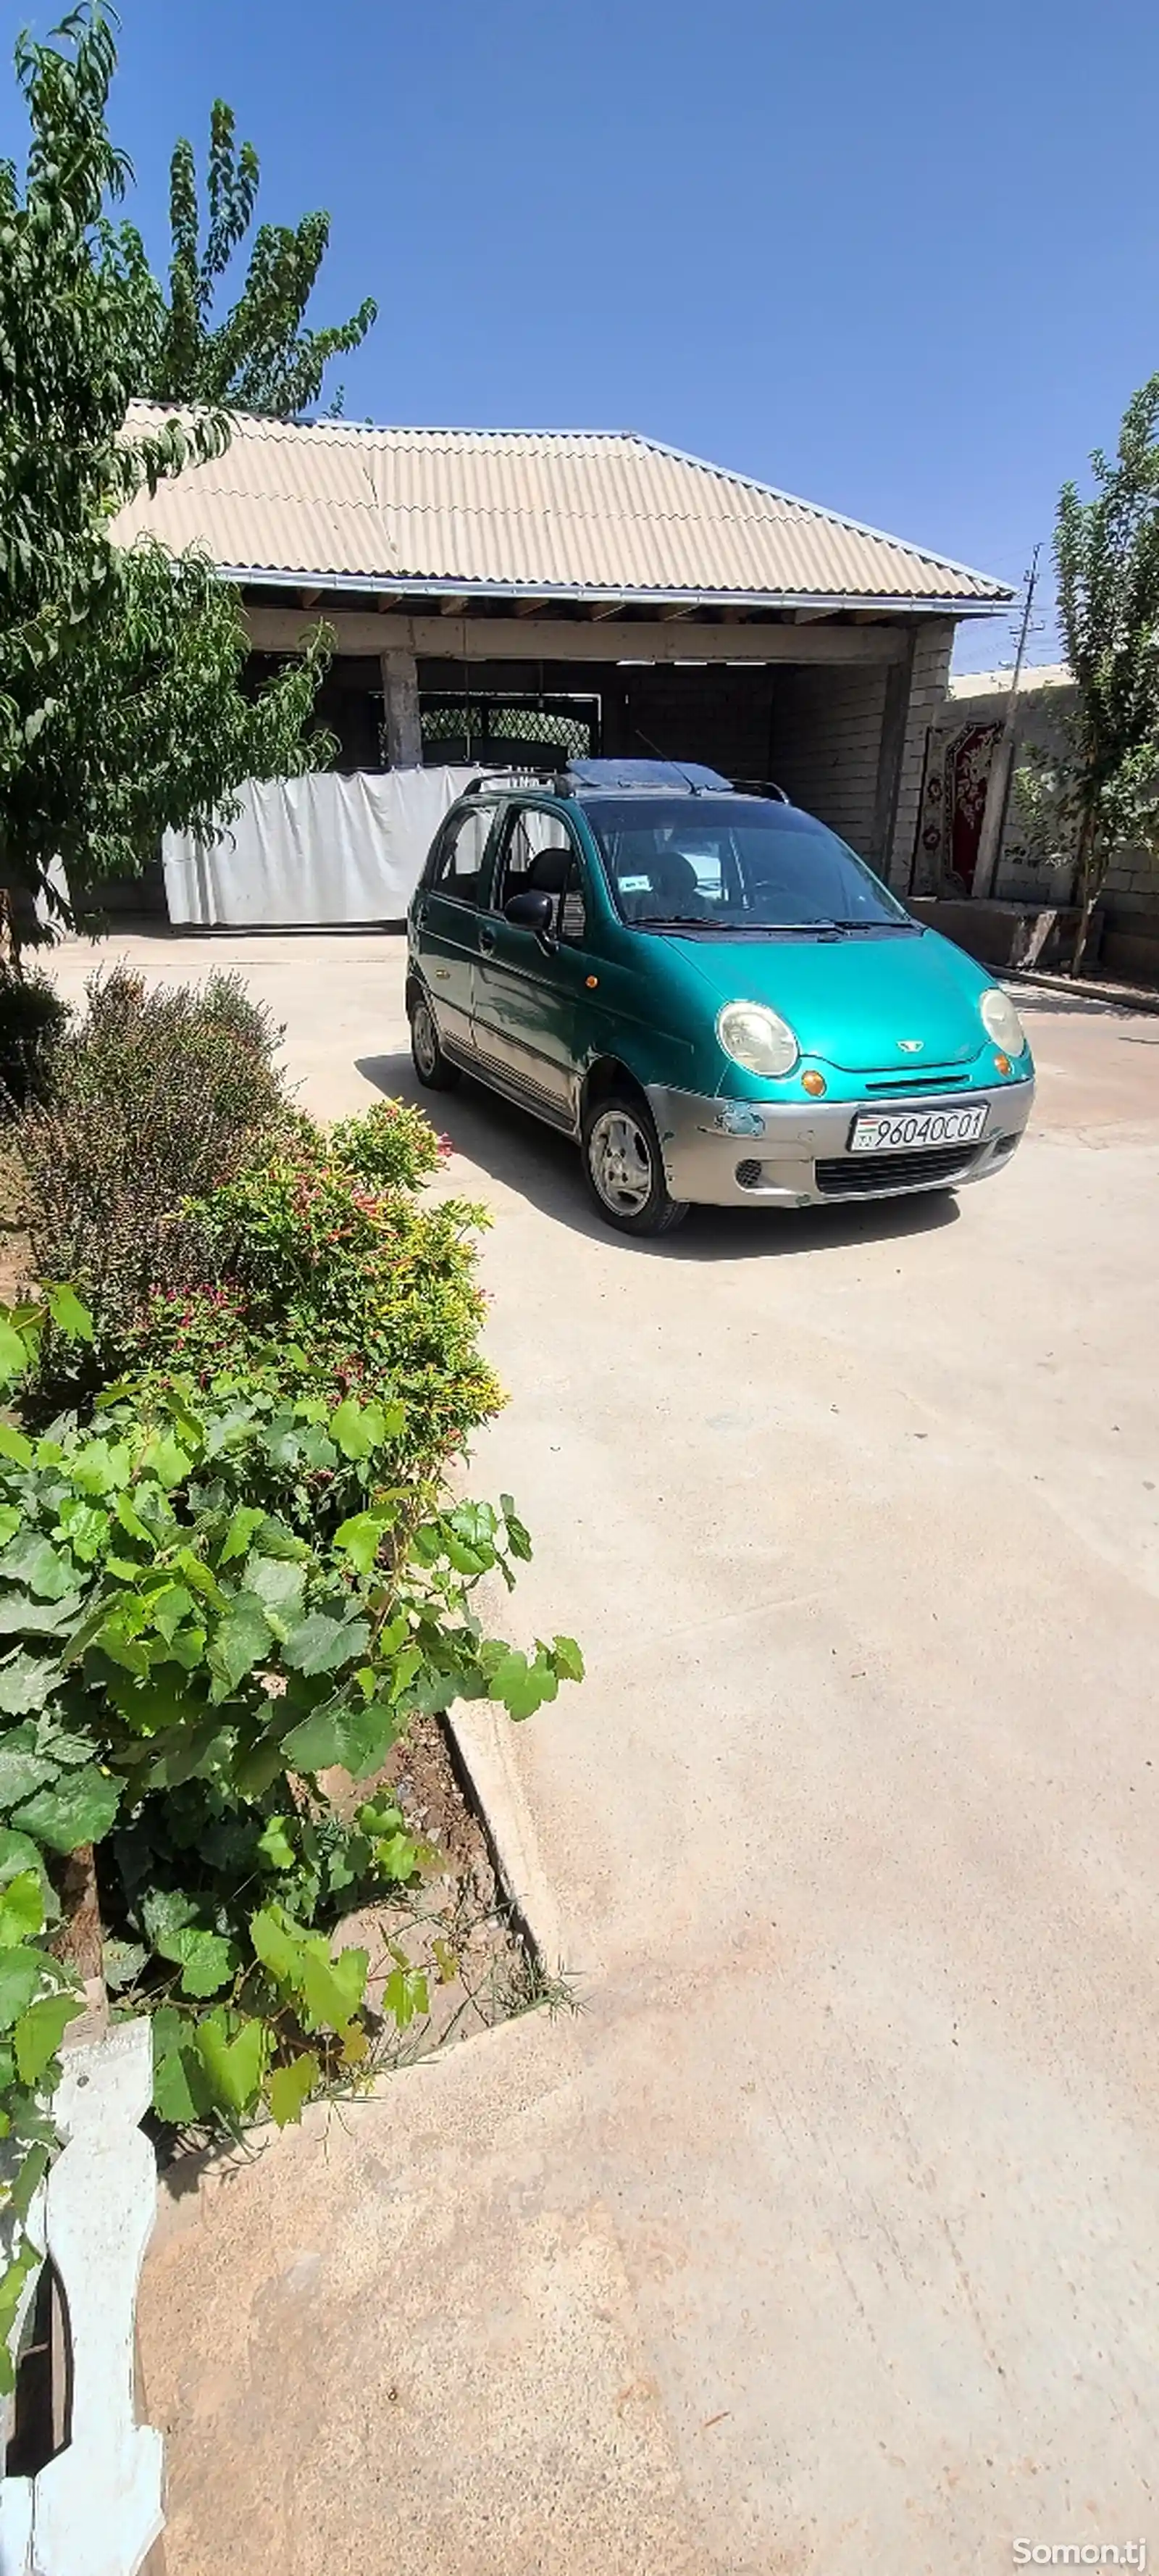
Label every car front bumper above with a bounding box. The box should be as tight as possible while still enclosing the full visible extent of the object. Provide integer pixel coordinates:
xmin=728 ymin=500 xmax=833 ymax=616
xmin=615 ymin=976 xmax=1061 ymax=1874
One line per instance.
xmin=645 ymin=1079 xmax=1035 ymax=1209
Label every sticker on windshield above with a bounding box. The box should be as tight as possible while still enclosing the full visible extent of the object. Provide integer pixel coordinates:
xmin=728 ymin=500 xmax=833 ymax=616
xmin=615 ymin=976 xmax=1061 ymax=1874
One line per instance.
xmin=618 ymin=875 xmax=652 ymax=893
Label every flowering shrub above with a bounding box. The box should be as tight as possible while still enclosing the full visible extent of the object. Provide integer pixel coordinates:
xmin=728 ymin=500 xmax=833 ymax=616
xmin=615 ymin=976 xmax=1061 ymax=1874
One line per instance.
xmin=130 ymin=1099 xmax=501 ymax=1484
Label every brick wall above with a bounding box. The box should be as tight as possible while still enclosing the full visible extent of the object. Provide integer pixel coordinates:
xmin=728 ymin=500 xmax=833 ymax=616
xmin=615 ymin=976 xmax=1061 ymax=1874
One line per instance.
xmin=889 ymin=619 xmax=955 ymax=888
xmin=771 ymin=664 xmax=888 ymax=856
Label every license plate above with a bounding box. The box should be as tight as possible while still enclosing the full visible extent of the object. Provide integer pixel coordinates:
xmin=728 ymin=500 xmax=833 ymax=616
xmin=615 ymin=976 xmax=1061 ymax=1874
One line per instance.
xmin=848 ymin=1101 xmax=989 ymax=1154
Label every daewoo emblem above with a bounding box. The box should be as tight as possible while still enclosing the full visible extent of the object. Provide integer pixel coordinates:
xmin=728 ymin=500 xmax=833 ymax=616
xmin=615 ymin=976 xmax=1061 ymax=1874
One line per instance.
xmin=897 ymin=1038 xmax=924 ymax=1053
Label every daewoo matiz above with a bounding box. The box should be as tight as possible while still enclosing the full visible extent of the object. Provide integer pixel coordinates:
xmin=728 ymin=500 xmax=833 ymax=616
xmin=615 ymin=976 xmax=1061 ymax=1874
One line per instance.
xmin=406 ymin=759 xmax=1034 ymax=1236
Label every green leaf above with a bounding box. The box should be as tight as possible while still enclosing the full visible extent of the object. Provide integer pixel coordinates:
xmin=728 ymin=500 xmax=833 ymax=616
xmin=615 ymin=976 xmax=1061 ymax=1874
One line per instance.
xmin=194 ymin=2009 xmax=267 ymax=2118
xmin=175 ymin=1930 xmax=237 ymax=1998
xmin=486 ymin=1649 xmax=560 ymax=1720
xmin=9 ymin=2141 xmax=49 ymax=2224
xmin=255 ymin=1814 xmax=296 ymax=1871
xmin=0 ymin=1649 xmax=65 ymax=1720
xmin=283 ymin=1610 xmax=369 ymax=1679
xmin=0 ymin=1948 xmax=45 ymax=2033
xmin=0 ymin=1872 xmax=43 ymax=1947
xmin=328 ymin=1399 xmax=390 ymax=1462
xmin=0 ymin=1723 xmax=57 ymax=1806
xmin=249 ymin=1903 xmax=303 ymax=1988
xmin=372 ymin=1831 xmax=419 ymax=1883
xmin=139 ymin=1433 xmax=192 ymax=1491
xmin=148 ymin=1584 xmax=196 ymax=1644
xmin=219 ymin=1504 xmax=267 ymax=1564
xmin=0 ymin=1829 xmax=53 ymax=1903
xmin=45 ymin=1284 xmax=94 ymax=1344
xmin=281 ymin=1693 xmax=399 ymax=1780
xmin=0 ymin=1320 xmax=31 ymax=1386
xmin=551 ymin=1634 xmax=585 ymax=1683
xmin=12 ymin=1764 xmax=121 ymax=1854
xmin=14 ymin=1992 xmax=83 ymax=2088
xmin=0 ymin=1536 xmax=77 ymax=1602
xmin=0 ymin=1592 xmax=83 ymax=1640
xmin=70 ymin=1439 xmax=130 ymax=1497
xmin=268 ymin=2051 xmax=319 ymax=2129
xmin=298 ymin=1939 xmax=368 ymax=2035
xmin=243 ymin=1555 xmax=306 ymax=1627
xmin=142 ymin=1886 xmax=199 ymax=1948
xmin=382 ymin=1964 xmax=430 ymax=2030
xmin=55 ymin=1499 xmax=109 ymax=1564
xmin=208 ymin=1591 xmax=271 ymax=1695
xmin=501 ymin=1495 xmax=534 ymax=1562
xmin=33 ymin=1715 xmax=91 ymax=1770
xmin=102 ymin=1938 xmax=148 ymax=1993
xmin=151 ymin=2009 xmax=212 ymax=2124
xmin=0 ymin=1425 xmax=33 ymax=1467
xmin=333 ymin=1512 xmax=390 ymax=1577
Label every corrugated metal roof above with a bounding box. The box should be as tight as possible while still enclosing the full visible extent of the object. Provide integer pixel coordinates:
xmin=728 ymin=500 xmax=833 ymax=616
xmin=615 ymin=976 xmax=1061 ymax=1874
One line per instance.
xmin=114 ymin=405 xmax=1011 ymax=609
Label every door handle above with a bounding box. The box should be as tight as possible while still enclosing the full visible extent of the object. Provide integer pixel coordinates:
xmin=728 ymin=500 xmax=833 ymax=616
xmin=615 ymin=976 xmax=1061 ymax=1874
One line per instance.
xmin=478 ymin=926 xmax=496 ymax=956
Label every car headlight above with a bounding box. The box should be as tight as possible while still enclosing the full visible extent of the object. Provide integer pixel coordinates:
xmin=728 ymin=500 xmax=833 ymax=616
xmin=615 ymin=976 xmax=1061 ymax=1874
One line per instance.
xmin=717 ymin=1000 xmax=800 ymax=1078
xmin=979 ymin=986 xmax=1026 ymax=1056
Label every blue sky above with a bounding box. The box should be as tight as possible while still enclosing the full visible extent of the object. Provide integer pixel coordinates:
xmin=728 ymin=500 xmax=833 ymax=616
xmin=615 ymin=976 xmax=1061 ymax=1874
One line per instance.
xmin=5 ymin=0 xmax=1158 ymax=670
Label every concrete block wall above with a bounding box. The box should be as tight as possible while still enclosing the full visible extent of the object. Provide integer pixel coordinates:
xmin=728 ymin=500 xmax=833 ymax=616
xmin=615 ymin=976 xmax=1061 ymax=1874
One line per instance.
xmin=889 ymin=619 xmax=955 ymax=888
xmin=771 ymin=664 xmax=888 ymax=857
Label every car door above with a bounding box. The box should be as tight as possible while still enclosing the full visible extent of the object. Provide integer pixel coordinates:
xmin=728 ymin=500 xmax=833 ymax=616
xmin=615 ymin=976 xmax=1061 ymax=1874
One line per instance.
xmin=473 ymin=802 xmax=593 ymax=1123
xmin=411 ymin=802 xmax=498 ymax=1060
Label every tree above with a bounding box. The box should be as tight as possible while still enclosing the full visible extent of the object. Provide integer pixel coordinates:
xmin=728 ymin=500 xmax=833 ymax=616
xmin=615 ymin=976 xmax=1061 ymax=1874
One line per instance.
xmin=1045 ymin=376 xmax=1159 ymax=974
xmin=125 ymin=98 xmax=377 ymax=418
xmin=0 ymin=7 xmax=332 ymax=951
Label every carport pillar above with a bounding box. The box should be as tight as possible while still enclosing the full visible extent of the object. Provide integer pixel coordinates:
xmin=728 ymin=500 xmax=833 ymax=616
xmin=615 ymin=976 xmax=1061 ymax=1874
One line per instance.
xmin=380 ymin=647 xmax=422 ymax=768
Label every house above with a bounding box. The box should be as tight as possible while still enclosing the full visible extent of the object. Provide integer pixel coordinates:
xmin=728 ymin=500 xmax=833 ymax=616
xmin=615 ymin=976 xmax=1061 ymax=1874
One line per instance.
xmin=115 ymin=406 xmax=1013 ymax=919
xmin=917 ymin=664 xmax=1159 ymax=983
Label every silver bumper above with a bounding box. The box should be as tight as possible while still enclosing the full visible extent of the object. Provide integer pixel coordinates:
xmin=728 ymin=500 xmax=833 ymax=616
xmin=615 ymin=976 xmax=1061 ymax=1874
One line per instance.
xmin=645 ymin=1080 xmax=1035 ymax=1209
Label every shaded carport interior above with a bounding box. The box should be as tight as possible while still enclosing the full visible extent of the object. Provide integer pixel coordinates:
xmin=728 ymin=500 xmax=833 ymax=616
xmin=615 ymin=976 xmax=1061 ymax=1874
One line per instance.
xmin=298 ymin=651 xmax=893 ymax=853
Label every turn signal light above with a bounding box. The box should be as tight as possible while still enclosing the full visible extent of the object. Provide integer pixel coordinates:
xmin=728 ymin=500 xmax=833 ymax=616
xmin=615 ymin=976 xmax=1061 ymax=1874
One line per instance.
xmin=993 ymin=1051 xmax=1011 ymax=1075
xmin=802 ymin=1070 xmax=827 ymax=1097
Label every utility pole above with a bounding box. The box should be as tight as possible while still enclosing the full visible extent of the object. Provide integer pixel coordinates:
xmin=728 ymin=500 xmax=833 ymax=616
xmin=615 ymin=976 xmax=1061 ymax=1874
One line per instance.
xmin=972 ymin=544 xmax=1042 ymax=901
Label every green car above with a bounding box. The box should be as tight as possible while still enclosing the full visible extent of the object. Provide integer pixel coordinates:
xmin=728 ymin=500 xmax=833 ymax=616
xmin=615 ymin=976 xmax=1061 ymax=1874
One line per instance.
xmin=406 ymin=759 xmax=1034 ymax=1237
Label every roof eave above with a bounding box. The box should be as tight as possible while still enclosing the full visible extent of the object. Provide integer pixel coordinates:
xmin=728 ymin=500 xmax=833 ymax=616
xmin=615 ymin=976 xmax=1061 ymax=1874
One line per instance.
xmin=218 ymin=564 xmax=1011 ymax=615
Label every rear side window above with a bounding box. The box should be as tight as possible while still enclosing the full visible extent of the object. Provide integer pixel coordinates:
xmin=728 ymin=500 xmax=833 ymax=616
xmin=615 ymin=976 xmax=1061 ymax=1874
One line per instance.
xmin=430 ymin=806 xmax=493 ymax=906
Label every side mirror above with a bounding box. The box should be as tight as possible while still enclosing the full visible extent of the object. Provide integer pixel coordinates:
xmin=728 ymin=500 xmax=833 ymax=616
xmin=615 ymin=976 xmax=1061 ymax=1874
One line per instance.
xmin=504 ymin=888 xmax=556 ymax=940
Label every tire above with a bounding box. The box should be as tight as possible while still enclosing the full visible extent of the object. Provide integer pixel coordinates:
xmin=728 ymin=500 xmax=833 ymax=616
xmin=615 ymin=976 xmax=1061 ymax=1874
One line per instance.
xmin=582 ymin=1090 xmax=689 ymax=1236
xmin=409 ymin=986 xmax=461 ymax=1091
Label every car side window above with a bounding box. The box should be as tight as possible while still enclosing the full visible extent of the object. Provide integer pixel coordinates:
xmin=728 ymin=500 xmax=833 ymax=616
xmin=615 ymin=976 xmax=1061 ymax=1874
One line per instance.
xmin=495 ymin=805 xmax=587 ymax=943
xmin=430 ymin=806 xmax=493 ymax=907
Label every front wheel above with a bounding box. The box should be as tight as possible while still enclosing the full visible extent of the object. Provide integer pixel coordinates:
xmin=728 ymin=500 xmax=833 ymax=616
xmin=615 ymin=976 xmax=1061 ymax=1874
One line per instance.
xmin=409 ymin=988 xmax=460 ymax=1091
xmin=582 ymin=1092 xmax=688 ymax=1236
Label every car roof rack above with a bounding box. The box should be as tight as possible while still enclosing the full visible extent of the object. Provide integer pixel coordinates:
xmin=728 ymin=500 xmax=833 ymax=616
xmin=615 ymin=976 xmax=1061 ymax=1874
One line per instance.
xmin=463 ymin=764 xmax=566 ymax=795
xmin=460 ymin=760 xmax=793 ymax=802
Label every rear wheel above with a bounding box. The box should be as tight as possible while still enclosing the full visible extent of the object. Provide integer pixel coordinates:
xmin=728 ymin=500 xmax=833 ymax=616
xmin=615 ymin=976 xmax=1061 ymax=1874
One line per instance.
xmin=409 ymin=988 xmax=460 ymax=1091
xmin=582 ymin=1091 xmax=688 ymax=1236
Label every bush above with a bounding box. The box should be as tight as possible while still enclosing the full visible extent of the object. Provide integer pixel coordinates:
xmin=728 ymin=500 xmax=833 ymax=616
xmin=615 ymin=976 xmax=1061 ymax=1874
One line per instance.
xmin=0 ymin=1300 xmax=581 ymax=2158
xmin=131 ymin=1101 xmax=502 ymax=1485
xmin=0 ymin=966 xmax=69 ymax=1111
xmin=15 ymin=965 xmax=292 ymax=1380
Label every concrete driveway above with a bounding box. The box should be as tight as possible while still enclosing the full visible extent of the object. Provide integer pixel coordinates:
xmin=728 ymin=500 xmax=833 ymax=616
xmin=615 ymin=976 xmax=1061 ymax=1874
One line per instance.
xmin=54 ymin=935 xmax=1159 ymax=2575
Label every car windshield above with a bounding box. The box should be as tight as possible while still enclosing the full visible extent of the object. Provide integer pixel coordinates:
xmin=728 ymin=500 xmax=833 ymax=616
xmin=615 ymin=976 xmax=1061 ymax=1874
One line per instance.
xmin=583 ymin=796 xmax=913 ymax=934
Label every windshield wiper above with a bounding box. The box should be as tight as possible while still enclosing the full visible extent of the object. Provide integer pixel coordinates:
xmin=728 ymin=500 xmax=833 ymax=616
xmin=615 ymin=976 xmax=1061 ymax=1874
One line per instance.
xmin=826 ymin=917 xmax=917 ymax=933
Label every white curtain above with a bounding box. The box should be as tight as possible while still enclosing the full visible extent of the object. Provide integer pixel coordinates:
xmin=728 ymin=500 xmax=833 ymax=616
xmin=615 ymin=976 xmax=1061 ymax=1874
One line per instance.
xmin=162 ymin=768 xmax=477 ymax=928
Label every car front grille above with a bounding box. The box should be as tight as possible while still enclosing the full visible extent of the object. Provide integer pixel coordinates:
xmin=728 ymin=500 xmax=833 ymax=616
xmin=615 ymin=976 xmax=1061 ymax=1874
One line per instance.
xmin=814 ymin=1142 xmax=982 ymax=1197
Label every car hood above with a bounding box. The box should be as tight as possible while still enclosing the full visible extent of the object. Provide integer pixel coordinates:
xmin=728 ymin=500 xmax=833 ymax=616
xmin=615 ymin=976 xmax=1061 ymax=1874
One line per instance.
xmin=671 ymin=927 xmax=987 ymax=1074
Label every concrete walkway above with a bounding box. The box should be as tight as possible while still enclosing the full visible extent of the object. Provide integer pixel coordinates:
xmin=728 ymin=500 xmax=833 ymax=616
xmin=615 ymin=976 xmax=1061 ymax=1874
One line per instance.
xmin=53 ymin=938 xmax=1159 ymax=2575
